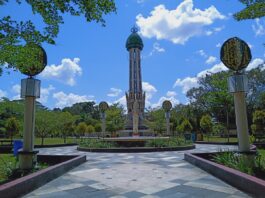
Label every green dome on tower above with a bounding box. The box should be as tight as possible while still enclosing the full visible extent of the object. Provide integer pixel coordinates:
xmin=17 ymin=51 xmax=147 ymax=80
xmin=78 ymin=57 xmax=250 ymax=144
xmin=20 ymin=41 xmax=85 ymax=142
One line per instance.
xmin=126 ymin=26 xmax=144 ymax=51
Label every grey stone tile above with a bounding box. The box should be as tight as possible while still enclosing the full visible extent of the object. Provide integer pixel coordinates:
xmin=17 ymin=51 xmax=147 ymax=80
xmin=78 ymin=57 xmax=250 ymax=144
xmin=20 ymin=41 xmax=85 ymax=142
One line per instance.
xmin=122 ymin=191 xmax=147 ymax=198
xmin=170 ymin=179 xmax=187 ymax=185
xmin=65 ymin=186 xmax=99 ymax=196
xmin=169 ymin=185 xmax=230 ymax=197
xmin=35 ymin=191 xmax=76 ymax=198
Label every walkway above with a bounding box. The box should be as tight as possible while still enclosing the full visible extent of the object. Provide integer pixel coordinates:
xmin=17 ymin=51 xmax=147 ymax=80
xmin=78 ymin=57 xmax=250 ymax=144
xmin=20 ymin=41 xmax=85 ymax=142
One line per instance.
xmin=25 ymin=144 xmax=250 ymax=198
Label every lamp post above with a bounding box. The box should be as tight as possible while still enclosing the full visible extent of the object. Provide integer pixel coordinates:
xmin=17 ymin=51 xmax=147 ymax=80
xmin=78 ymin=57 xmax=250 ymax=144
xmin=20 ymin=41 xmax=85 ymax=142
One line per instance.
xmin=162 ymin=100 xmax=172 ymax=136
xmin=220 ymin=37 xmax=251 ymax=152
xmin=17 ymin=44 xmax=47 ymax=169
xmin=99 ymin=101 xmax=109 ymax=139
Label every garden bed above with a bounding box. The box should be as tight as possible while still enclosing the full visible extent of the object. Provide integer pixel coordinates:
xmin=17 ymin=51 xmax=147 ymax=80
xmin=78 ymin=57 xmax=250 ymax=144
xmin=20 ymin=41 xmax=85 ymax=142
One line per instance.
xmin=184 ymin=152 xmax=265 ymax=197
xmin=195 ymin=141 xmax=238 ymax=145
xmin=78 ymin=145 xmax=195 ymax=153
xmin=0 ymin=154 xmax=86 ymax=198
xmin=78 ymin=137 xmax=195 ymax=152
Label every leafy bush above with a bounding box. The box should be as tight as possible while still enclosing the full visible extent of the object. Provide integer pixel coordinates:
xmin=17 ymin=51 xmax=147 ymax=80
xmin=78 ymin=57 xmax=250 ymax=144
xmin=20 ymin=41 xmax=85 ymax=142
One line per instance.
xmin=176 ymin=119 xmax=193 ymax=134
xmin=213 ymin=151 xmax=265 ymax=178
xmin=86 ymin=125 xmax=95 ymax=133
xmin=79 ymin=139 xmax=116 ymax=148
xmin=200 ymin=115 xmax=213 ymax=141
xmin=251 ymin=110 xmax=265 ymax=134
xmin=146 ymin=137 xmax=192 ymax=148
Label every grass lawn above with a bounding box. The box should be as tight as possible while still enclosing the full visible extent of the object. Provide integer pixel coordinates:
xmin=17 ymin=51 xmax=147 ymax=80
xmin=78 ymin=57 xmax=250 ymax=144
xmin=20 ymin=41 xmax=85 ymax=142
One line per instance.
xmin=206 ymin=136 xmax=238 ymax=143
xmin=1 ymin=137 xmax=80 ymax=146
xmin=258 ymin=149 xmax=265 ymax=158
xmin=34 ymin=137 xmax=79 ymax=145
xmin=0 ymin=154 xmax=16 ymax=183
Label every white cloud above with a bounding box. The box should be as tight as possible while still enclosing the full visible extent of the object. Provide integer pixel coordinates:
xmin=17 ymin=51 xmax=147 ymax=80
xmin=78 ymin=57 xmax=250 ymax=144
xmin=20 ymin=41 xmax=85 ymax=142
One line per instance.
xmin=41 ymin=58 xmax=82 ymax=86
xmin=114 ymin=95 xmax=127 ymax=107
xmin=0 ymin=89 xmax=7 ymax=99
xmin=136 ymin=0 xmax=225 ymax=44
xmin=173 ymin=58 xmax=264 ymax=94
xmin=142 ymin=81 xmax=157 ymax=93
xmin=173 ymin=77 xmax=198 ymax=94
xmin=197 ymin=50 xmax=207 ymax=58
xmin=247 ymin=42 xmax=253 ymax=49
xmin=11 ymin=84 xmax=55 ymax=103
xmin=246 ymin=58 xmax=265 ymax=71
xmin=166 ymin=91 xmax=177 ymax=97
xmin=216 ymin=43 xmax=221 ymax=48
xmin=148 ymin=42 xmax=165 ymax=57
xmin=252 ymin=19 xmax=265 ymax=36
xmin=37 ymin=85 xmax=55 ymax=104
xmin=206 ymin=56 xmax=217 ymax=64
xmin=107 ymin=88 xmax=122 ymax=97
xmin=151 ymin=90 xmax=179 ymax=108
xmin=142 ymin=81 xmax=157 ymax=107
xmin=12 ymin=84 xmax=21 ymax=100
xmin=53 ymin=91 xmax=94 ymax=109
xmin=152 ymin=96 xmax=179 ymax=109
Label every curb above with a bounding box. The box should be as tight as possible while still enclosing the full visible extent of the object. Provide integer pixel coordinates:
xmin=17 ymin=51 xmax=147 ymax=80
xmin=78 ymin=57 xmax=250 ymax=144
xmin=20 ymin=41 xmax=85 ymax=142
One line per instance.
xmin=35 ymin=143 xmax=78 ymax=148
xmin=184 ymin=153 xmax=265 ymax=197
xmin=0 ymin=155 xmax=86 ymax=198
xmin=77 ymin=145 xmax=195 ymax=153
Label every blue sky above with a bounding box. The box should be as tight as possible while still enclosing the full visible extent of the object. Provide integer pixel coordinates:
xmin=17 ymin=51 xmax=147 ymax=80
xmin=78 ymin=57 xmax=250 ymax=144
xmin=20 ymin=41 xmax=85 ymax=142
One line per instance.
xmin=0 ymin=0 xmax=264 ymax=109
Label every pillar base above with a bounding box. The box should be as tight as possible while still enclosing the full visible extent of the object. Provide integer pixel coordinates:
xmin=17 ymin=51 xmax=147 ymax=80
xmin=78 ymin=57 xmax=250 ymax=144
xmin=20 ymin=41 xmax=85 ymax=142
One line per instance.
xmin=18 ymin=150 xmax=39 ymax=170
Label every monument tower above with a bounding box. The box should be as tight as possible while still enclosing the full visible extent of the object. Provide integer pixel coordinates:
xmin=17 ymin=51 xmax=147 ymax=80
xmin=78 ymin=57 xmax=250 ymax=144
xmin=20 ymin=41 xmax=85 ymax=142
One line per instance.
xmin=125 ymin=27 xmax=146 ymax=131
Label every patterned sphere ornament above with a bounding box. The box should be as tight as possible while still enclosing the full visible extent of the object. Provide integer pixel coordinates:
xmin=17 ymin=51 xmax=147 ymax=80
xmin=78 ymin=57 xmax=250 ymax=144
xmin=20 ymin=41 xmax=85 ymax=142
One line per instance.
xmin=220 ymin=37 xmax=251 ymax=71
xmin=99 ymin=101 xmax=109 ymax=112
xmin=162 ymin=100 xmax=172 ymax=112
xmin=17 ymin=44 xmax=47 ymax=77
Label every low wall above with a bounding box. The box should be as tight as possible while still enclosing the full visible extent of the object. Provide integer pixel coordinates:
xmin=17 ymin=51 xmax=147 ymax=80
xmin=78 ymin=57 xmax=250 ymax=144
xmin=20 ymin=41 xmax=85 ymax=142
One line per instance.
xmin=184 ymin=153 xmax=265 ymax=197
xmin=0 ymin=155 xmax=86 ymax=198
xmin=78 ymin=145 xmax=195 ymax=153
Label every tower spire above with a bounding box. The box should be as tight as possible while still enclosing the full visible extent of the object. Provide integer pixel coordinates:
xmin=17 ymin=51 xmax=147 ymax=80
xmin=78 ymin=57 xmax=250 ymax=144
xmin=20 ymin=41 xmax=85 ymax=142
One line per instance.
xmin=125 ymin=27 xmax=146 ymax=131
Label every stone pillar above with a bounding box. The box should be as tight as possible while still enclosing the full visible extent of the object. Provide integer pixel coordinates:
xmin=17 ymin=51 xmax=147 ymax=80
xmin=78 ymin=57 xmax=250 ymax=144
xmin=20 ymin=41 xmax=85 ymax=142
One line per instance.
xmin=228 ymin=74 xmax=250 ymax=152
xmin=165 ymin=112 xmax=170 ymax=136
xmin=101 ymin=112 xmax=106 ymax=138
xmin=19 ymin=78 xmax=40 ymax=170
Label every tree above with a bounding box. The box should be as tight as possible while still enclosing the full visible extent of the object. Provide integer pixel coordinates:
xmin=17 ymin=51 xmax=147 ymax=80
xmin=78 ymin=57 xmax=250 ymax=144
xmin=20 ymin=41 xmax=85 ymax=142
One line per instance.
xmin=146 ymin=109 xmax=166 ymax=135
xmin=94 ymin=122 xmax=102 ymax=133
xmin=86 ymin=125 xmax=95 ymax=134
xmin=56 ymin=111 xmax=75 ymax=143
xmin=200 ymin=115 xmax=213 ymax=142
xmin=234 ymin=0 xmax=265 ymax=20
xmin=35 ymin=111 xmax=55 ymax=145
xmin=75 ymin=122 xmax=87 ymax=137
xmin=0 ymin=0 xmax=116 ymax=74
xmin=5 ymin=117 xmax=19 ymax=141
xmin=106 ymin=104 xmax=125 ymax=136
xmin=176 ymin=119 xmax=193 ymax=134
xmin=251 ymin=110 xmax=265 ymax=139
xmin=187 ymin=71 xmax=234 ymax=141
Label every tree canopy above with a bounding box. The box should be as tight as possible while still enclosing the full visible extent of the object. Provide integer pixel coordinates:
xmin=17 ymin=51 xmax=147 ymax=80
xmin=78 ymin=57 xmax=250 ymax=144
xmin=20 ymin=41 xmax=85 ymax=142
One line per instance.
xmin=0 ymin=0 xmax=116 ymax=74
xmin=234 ymin=0 xmax=265 ymax=20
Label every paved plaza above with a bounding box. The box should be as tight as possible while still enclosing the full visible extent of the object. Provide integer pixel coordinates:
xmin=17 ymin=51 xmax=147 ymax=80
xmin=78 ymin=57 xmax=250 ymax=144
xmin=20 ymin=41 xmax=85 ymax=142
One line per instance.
xmin=25 ymin=144 xmax=251 ymax=198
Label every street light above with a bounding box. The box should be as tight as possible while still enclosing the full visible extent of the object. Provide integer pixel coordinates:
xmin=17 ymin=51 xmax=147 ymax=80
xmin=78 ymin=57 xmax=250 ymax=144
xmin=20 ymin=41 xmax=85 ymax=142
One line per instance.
xmin=220 ymin=37 xmax=251 ymax=152
xmin=18 ymin=44 xmax=47 ymax=170
xmin=162 ymin=100 xmax=172 ymax=136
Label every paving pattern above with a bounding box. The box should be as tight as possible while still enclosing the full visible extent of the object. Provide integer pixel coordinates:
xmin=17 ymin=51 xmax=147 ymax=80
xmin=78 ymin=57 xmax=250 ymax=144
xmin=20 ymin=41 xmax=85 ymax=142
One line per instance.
xmin=25 ymin=144 xmax=251 ymax=198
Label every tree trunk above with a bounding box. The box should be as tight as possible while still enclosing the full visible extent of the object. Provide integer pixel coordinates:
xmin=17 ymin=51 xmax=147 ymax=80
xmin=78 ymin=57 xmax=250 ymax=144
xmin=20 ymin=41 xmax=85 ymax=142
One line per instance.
xmin=41 ymin=136 xmax=44 ymax=145
xmin=64 ymin=136 xmax=66 ymax=144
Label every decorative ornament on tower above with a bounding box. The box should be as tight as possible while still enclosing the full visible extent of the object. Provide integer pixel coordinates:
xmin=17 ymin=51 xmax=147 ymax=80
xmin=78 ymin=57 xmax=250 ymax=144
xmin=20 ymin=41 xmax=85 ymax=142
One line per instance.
xmin=125 ymin=26 xmax=146 ymax=131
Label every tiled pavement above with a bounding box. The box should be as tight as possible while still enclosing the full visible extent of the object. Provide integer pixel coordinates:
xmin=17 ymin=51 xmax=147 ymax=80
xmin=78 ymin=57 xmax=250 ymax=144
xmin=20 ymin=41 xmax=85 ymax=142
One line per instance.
xmin=24 ymin=144 xmax=251 ymax=198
